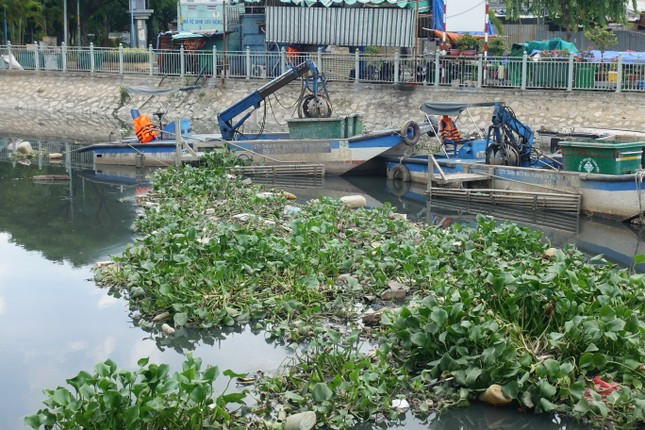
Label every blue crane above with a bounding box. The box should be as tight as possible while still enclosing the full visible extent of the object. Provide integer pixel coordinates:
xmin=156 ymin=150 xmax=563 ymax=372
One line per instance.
xmin=217 ymin=60 xmax=331 ymax=141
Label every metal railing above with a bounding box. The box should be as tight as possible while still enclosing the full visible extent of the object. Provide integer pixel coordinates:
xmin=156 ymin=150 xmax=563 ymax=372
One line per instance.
xmin=2 ymin=42 xmax=644 ymax=93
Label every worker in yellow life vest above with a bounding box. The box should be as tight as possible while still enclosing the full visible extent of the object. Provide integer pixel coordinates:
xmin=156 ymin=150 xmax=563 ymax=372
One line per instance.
xmin=132 ymin=113 xmax=158 ymax=143
xmin=439 ymin=115 xmax=462 ymax=144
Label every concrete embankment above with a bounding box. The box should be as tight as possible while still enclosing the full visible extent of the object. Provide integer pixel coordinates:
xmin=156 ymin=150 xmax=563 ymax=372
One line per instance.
xmin=0 ymin=71 xmax=644 ymax=142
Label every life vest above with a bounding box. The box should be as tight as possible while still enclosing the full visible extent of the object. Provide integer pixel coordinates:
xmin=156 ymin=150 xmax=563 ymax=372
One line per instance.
xmin=440 ymin=116 xmax=462 ymax=143
xmin=132 ymin=114 xmax=158 ymax=143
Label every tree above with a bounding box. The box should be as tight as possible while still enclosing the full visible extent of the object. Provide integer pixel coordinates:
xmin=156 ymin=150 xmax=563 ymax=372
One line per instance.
xmin=505 ymin=0 xmax=637 ymax=41
xmin=584 ymin=26 xmax=618 ymax=62
xmin=1 ymin=0 xmax=44 ymax=44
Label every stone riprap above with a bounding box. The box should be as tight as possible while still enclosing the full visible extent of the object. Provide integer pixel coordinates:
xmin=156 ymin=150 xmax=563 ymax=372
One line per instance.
xmin=0 ymin=71 xmax=644 ymax=142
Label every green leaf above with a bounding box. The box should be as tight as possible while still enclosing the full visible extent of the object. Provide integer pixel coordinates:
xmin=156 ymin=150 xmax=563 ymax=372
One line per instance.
xmin=544 ymin=359 xmax=560 ymax=378
xmin=124 ymin=405 xmax=140 ymax=428
xmin=159 ymin=284 xmax=173 ymax=296
xmin=410 ymin=332 xmax=428 ymax=347
xmin=221 ymin=392 xmax=246 ymax=404
xmin=311 ymin=382 xmax=333 ymax=403
xmin=174 ymin=312 xmax=189 ymax=327
xmin=190 ymin=385 xmax=207 ymax=403
xmin=223 ymin=369 xmax=247 ymax=379
xmin=284 ymin=391 xmax=305 ymax=402
xmin=633 ymin=254 xmax=645 ymax=265
xmin=539 ymin=398 xmax=558 ymax=412
xmin=23 ymin=415 xmax=42 ymax=429
xmin=52 ymin=388 xmax=72 ymax=406
xmin=430 ymin=308 xmax=448 ymax=326
xmin=538 ymin=379 xmax=557 ymax=399
xmin=203 ymin=366 xmax=220 ymax=382
xmin=502 ymin=380 xmax=519 ymax=399
xmin=146 ymin=397 xmax=165 ymax=411
xmin=137 ymin=357 xmax=150 ymax=367
xmin=465 ymin=368 xmax=482 ymax=387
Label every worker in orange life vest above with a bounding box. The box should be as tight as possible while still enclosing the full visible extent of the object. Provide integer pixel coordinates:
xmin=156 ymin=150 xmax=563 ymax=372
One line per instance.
xmin=439 ymin=115 xmax=462 ymax=144
xmin=132 ymin=113 xmax=158 ymax=143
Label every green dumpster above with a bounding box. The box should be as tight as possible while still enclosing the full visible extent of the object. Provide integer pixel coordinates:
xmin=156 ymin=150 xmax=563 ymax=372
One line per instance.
xmin=353 ymin=113 xmax=364 ymax=136
xmin=287 ymin=117 xmax=346 ymax=140
xmin=344 ymin=115 xmax=355 ymax=138
xmin=575 ymin=64 xmax=594 ymax=89
xmin=560 ymin=140 xmax=644 ymax=175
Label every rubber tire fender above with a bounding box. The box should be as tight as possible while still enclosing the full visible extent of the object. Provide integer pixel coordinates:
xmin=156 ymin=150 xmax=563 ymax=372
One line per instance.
xmin=387 ymin=164 xmax=412 ymax=182
xmin=400 ymin=120 xmax=421 ymax=146
xmin=387 ymin=178 xmax=412 ymax=197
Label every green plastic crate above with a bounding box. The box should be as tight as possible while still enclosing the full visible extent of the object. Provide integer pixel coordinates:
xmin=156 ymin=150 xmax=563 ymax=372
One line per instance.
xmin=287 ymin=117 xmax=346 ymax=140
xmin=559 ymin=140 xmax=644 ymax=175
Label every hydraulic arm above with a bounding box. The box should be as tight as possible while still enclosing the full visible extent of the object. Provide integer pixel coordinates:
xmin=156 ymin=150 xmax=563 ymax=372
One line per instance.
xmin=217 ymin=60 xmax=330 ymax=140
xmin=485 ymin=102 xmax=535 ymax=166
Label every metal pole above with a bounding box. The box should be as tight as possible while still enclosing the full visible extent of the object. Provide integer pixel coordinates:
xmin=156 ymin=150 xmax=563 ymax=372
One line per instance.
xmin=521 ymin=51 xmax=527 ymax=90
xmin=3 ymin=9 xmax=7 ymax=45
xmin=245 ymin=46 xmax=250 ymax=79
xmin=355 ymin=49 xmax=359 ymax=83
xmin=148 ymin=43 xmax=153 ymax=76
xmin=76 ymin=0 xmax=80 ymax=46
xmin=213 ymin=46 xmax=217 ymax=77
xmin=130 ymin=0 xmax=135 ymax=48
xmin=394 ymin=51 xmax=399 ymax=84
xmin=34 ymin=41 xmax=39 ymax=71
xmin=7 ymin=41 xmax=11 ymax=70
xmin=119 ymin=43 xmax=124 ymax=74
xmin=63 ymin=0 xmax=68 ymax=46
xmin=567 ymin=52 xmax=574 ymax=91
xmin=477 ymin=54 xmax=483 ymax=88
xmin=90 ymin=42 xmax=95 ymax=72
xmin=317 ymin=47 xmax=322 ymax=72
xmin=616 ymin=55 xmax=622 ymax=93
xmin=62 ymin=42 xmax=67 ymax=72
xmin=434 ymin=50 xmax=440 ymax=86
xmin=175 ymin=119 xmax=182 ymax=167
xmin=180 ymin=44 xmax=185 ymax=77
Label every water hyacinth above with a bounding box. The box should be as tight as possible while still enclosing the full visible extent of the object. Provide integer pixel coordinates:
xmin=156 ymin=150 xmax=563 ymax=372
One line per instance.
xmin=29 ymin=150 xmax=644 ymax=429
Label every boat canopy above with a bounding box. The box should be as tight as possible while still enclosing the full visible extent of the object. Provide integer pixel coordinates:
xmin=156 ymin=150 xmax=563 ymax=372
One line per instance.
xmin=420 ymin=101 xmax=501 ymax=116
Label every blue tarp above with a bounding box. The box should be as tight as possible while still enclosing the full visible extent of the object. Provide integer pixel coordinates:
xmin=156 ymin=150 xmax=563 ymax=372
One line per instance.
xmin=587 ymin=50 xmax=645 ymax=63
xmin=431 ymin=0 xmax=495 ymax=35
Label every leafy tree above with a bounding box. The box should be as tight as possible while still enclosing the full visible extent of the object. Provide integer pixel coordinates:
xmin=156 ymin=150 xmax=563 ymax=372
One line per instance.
xmin=584 ymin=26 xmax=618 ymax=61
xmin=505 ymin=0 xmax=637 ymax=41
xmin=1 ymin=0 xmax=44 ymax=44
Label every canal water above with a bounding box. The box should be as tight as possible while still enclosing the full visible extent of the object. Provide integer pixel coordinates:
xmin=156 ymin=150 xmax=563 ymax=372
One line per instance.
xmin=2 ymin=137 xmax=640 ymax=429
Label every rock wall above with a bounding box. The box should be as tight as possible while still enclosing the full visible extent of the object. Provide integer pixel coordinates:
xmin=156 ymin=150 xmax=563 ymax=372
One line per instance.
xmin=1 ymin=71 xmax=643 ymax=142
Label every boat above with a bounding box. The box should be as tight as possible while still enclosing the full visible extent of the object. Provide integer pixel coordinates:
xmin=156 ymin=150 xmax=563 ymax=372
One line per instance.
xmin=383 ymin=101 xmax=645 ymax=223
xmin=79 ymin=60 xmax=425 ymax=174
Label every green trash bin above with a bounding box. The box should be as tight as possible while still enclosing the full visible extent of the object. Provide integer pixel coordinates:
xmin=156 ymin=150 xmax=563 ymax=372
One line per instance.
xmin=559 ymin=140 xmax=644 ymax=175
xmin=344 ymin=115 xmax=355 ymax=138
xmin=287 ymin=117 xmax=346 ymax=140
xmin=575 ymin=64 xmax=594 ymax=89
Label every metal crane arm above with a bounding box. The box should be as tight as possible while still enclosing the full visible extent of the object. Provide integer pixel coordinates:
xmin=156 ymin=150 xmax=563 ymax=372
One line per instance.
xmin=217 ymin=60 xmax=324 ymax=141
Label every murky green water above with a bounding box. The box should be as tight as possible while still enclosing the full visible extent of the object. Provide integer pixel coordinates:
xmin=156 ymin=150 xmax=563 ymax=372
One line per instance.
xmin=4 ymin=137 xmax=640 ymax=428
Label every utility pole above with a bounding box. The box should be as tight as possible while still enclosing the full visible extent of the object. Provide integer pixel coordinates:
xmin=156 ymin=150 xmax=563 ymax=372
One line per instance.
xmin=76 ymin=0 xmax=81 ymax=46
xmin=3 ymin=8 xmax=7 ymax=45
xmin=63 ymin=0 xmax=68 ymax=46
xmin=130 ymin=0 xmax=135 ymax=47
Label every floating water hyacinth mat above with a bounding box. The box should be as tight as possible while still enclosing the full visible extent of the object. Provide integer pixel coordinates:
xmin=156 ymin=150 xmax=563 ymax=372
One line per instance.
xmin=28 ymin=151 xmax=644 ymax=429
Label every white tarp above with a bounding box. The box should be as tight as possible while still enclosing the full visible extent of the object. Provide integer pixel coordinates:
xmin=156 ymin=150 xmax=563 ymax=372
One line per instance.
xmin=1 ymin=53 xmax=24 ymax=70
xmin=445 ymin=0 xmax=487 ymax=33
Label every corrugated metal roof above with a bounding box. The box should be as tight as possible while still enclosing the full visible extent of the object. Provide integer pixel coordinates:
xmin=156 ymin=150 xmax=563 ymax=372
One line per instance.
xmin=266 ymin=7 xmax=416 ymax=47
